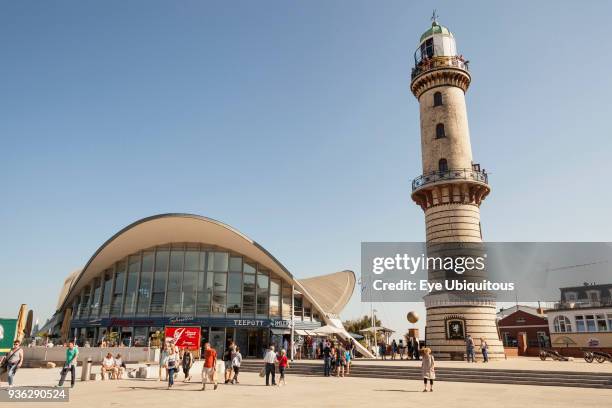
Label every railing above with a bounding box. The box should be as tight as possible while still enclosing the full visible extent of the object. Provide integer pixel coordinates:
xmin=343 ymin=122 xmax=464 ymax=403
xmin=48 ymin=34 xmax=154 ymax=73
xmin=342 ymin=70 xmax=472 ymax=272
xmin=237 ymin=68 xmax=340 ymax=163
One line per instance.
xmin=412 ymin=168 xmax=488 ymax=192
xmin=411 ymin=55 xmax=469 ymax=79
xmin=553 ymin=299 xmax=612 ymax=310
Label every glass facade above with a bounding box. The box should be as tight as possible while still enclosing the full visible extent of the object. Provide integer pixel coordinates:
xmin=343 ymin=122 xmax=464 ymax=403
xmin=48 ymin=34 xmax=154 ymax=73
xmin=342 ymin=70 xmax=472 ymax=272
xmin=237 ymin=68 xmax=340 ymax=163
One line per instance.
xmin=72 ymin=243 xmax=320 ymax=321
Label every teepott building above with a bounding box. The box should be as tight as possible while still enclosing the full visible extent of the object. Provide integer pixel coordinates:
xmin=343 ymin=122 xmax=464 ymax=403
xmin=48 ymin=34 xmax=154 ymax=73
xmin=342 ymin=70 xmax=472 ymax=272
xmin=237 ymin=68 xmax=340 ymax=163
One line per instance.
xmin=50 ymin=213 xmax=371 ymax=358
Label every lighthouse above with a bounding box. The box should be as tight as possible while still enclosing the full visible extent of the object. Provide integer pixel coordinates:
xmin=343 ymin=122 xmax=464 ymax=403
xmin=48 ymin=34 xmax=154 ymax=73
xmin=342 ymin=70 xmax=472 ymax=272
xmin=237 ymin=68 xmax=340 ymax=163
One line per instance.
xmin=410 ymin=15 xmax=505 ymax=360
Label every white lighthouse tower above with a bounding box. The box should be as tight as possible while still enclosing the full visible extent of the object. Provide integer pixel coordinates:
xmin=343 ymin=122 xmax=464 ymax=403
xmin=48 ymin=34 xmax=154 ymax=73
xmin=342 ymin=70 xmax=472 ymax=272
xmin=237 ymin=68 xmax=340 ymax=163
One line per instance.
xmin=410 ymin=15 xmax=505 ymax=360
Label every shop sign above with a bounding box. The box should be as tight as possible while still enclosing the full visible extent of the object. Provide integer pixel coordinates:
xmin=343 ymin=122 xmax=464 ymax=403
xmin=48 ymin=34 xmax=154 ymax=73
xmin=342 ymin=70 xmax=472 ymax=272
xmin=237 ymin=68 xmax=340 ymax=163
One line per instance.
xmin=233 ymin=319 xmax=266 ymax=327
xmin=165 ymin=326 xmax=201 ymax=350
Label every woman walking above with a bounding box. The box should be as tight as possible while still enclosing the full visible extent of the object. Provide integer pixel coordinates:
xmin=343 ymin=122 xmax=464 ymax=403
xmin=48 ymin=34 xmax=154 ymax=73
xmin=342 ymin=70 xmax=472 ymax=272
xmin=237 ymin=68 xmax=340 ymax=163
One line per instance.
xmin=480 ymin=338 xmax=489 ymax=363
xmin=181 ymin=347 xmax=193 ymax=382
xmin=165 ymin=345 xmax=179 ymax=389
xmin=421 ymin=347 xmax=435 ymax=392
xmin=277 ymin=349 xmax=289 ymax=386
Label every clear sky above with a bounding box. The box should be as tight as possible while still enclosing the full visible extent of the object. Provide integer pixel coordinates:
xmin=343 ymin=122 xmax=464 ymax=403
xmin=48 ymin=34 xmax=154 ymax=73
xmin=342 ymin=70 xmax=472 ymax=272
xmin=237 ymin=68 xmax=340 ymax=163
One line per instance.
xmin=1 ymin=1 xmax=611 ymax=337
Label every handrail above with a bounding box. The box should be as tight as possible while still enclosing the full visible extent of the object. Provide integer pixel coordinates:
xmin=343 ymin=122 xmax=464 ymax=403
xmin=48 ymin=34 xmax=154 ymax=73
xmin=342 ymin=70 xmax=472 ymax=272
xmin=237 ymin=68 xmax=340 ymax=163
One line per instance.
xmin=412 ymin=168 xmax=488 ymax=191
xmin=411 ymin=55 xmax=469 ymax=79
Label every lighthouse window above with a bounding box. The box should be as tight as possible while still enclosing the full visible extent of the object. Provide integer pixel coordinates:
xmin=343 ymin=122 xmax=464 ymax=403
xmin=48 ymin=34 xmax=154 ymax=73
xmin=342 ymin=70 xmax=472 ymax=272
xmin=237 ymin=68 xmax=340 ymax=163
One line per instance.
xmin=433 ymin=92 xmax=443 ymax=106
xmin=435 ymin=123 xmax=446 ymax=139
xmin=420 ymin=38 xmax=434 ymax=60
xmin=438 ymin=158 xmax=448 ymax=173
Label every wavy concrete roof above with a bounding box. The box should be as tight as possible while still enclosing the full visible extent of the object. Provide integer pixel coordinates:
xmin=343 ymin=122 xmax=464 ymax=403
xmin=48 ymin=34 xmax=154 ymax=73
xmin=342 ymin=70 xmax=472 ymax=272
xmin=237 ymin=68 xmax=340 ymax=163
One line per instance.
xmin=58 ymin=214 xmax=354 ymax=320
xmin=57 ymin=269 xmax=82 ymax=310
xmin=297 ymin=271 xmax=355 ymax=315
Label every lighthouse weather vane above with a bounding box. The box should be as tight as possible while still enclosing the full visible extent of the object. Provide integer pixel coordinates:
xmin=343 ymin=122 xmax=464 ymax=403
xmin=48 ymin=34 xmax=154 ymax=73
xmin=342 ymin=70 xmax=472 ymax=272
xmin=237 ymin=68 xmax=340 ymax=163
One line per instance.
xmin=431 ymin=9 xmax=439 ymax=25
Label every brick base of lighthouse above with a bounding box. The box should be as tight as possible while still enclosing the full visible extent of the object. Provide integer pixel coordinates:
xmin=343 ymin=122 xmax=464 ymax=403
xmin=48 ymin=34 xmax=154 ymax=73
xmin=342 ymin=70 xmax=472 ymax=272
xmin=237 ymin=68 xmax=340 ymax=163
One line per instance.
xmin=425 ymin=304 xmax=506 ymax=360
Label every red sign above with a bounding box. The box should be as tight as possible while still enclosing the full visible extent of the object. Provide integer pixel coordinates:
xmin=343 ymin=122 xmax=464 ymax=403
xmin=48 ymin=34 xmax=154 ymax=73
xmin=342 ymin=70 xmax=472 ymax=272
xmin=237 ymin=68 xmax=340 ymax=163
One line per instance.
xmin=164 ymin=326 xmax=201 ymax=350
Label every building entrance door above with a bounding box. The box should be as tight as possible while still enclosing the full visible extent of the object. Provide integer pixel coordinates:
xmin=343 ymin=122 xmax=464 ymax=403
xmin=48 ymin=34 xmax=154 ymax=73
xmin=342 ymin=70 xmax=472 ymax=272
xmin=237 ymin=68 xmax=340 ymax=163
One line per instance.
xmin=247 ymin=329 xmax=259 ymax=357
xmin=236 ymin=329 xmax=248 ymax=358
xmin=210 ymin=328 xmax=226 ymax=355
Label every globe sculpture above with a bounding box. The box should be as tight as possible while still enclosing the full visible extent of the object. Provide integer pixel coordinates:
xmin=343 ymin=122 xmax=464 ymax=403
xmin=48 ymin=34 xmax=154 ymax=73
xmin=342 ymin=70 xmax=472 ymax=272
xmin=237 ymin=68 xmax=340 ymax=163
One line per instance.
xmin=407 ymin=311 xmax=419 ymax=324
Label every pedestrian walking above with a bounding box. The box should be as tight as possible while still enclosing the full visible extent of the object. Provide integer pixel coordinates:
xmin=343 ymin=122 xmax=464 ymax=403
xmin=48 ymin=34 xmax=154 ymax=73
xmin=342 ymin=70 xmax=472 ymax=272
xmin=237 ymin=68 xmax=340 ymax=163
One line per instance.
xmin=231 ymin=346 xmax=242 ymax=384
xmin=480 ymin=338 xmax=489 ymax=363
xmin=330 ymin=346 xmax=337 ymax=374
xmin=0 ymin=339 xmax=24 ymax=387
xmin=344 ymin=347 xmax=351 ymax=375
xmin=466 ymin=335 xmax=475 ymax=363
xmin=322 ymin=342 xmax=331 ymax=376
xmin=336 ymin=347 xmax=346 ymax=377
xmin=201 ymin=342 xmax=218 ymax=391
xmin=181 ymin=348 xmax=193 ymax=382
xmin=421 ymin=347 xmax=435 ymax=392
xmin=407 ymin=337 xmax=414 ymax=360
xmin=391 ymin=340 xmax=398 ymax=360
xmin=223 ymin=341 xmax=235 ymax=384
xmin=263 ymin=345 xmax=277 ymax=386
xmin=58 ymin=341 xmax=79 ymax=388
xmin=165 ymin=345 xmax=179 ymax=389
xmin=411 ymin=337 xmax=420 ymax=360
xmin=379 ymin=342 xmax=386 ymax=360
xmin=277 ymin=349 xmax=289 ymax=386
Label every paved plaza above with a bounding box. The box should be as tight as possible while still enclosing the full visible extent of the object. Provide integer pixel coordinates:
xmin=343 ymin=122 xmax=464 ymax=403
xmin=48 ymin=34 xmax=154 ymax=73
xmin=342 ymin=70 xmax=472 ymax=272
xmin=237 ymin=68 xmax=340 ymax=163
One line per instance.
xmin=2 ymin=362 xmax=611 ymax=408
xmin=293 ymin=356 xmax=612 ymax=373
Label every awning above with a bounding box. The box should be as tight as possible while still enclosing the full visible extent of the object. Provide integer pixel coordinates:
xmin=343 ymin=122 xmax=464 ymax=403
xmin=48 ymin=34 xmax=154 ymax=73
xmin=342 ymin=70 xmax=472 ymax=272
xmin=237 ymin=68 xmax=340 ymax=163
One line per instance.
xmin=311 ymin=325 xmax=344 ymax=335
xmin=270 ymin=328 xmax=291 ymax=335
xmin=295 ymin=329 xmax=310 ymax=336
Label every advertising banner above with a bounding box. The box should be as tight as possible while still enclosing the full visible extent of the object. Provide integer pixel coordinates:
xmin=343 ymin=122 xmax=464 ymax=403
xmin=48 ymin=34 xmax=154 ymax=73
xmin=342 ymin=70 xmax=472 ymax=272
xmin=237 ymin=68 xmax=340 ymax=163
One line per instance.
xmin=0 ymin=318 xmax=18 ymax=355
xmin=164 ymin=326 xmax=201 ymax=350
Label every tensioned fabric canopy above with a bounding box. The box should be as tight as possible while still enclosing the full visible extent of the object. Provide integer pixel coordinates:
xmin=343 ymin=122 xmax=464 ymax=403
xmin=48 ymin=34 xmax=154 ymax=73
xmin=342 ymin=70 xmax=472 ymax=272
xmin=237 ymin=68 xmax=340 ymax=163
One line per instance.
xmin=311 ymin=325 xmax=345 ymax=335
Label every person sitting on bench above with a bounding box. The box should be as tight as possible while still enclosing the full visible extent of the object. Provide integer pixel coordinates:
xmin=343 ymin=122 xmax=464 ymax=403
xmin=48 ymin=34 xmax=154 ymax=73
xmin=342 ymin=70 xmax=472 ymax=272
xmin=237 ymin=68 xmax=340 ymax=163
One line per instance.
xmin=101 ymin=353 xmax=118 ymax=380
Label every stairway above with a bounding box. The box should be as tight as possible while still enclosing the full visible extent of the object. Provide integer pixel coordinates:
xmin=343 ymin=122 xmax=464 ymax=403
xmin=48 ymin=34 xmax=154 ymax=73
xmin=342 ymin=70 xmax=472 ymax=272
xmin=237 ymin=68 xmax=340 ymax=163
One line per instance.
xmin=239 ymin=360 xmax=612 ymax=389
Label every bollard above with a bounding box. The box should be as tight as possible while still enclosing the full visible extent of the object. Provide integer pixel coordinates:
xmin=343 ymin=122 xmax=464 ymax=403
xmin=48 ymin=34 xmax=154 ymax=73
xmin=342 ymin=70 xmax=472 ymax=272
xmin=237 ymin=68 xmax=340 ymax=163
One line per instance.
xmin=81 ymin=357 xmax=93 ymax=382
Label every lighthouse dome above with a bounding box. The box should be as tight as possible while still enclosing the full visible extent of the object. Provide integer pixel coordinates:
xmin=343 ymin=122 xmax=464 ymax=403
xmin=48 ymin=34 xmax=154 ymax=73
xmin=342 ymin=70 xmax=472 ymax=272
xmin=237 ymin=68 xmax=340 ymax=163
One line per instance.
xmin=420 ymin=22 xmax=454 ymax=43
xmin=416 ymin=21 xmax=458 ymax=61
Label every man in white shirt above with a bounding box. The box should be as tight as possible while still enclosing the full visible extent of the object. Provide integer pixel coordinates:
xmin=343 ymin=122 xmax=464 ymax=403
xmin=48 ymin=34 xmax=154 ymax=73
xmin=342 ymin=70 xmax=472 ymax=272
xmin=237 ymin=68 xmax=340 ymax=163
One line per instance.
xmin=101 ymin=353 xmax=117 ymax=380
xmin=263 ymin=345 xmax=277 ymax=386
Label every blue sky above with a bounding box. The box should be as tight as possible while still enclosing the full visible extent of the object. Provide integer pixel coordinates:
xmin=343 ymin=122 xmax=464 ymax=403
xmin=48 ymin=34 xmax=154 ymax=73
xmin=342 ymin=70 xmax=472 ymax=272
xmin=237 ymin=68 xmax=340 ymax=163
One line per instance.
xmin=1 ymin=1 xmax=611 ymax=337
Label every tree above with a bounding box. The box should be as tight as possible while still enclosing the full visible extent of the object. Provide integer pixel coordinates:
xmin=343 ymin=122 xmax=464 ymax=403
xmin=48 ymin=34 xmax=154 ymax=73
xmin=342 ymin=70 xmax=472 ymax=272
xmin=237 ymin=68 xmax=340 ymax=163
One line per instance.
xmin=343 ymin=315 xmax=382 ymax=334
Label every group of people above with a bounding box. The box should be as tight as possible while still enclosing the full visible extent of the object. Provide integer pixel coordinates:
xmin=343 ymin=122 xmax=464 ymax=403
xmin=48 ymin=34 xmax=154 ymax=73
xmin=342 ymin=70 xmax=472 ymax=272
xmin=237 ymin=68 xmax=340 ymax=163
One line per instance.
xmin=378 ymin=337 xmax=421 ymax=361
xmin=321 ymin=339 xmax=351 ymax=377
xmin=465 ymin=335 xmax=489 ymax=363
xmin=1 ymin=333 xmax=490 ymax=393
xmin=159 ymin=340 xmax=243 ymax=391
xmin=101 ymin=352 xmax=127 ymax=379
xmin=158 ymin=341 xmax=197 ymax=388
xmin=262 ymin=345 xmax=289 ymax=386
xmin=222 ymin=341 xmax=243 ymax=385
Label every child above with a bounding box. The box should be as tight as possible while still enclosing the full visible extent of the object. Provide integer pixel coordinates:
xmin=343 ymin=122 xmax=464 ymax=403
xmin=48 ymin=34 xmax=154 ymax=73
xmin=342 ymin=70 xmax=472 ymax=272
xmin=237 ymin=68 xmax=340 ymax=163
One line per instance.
xmin=421 ymin=347 xmax=435 ymax=392
xmin=231 ymin=346 xmax=242 ymax=384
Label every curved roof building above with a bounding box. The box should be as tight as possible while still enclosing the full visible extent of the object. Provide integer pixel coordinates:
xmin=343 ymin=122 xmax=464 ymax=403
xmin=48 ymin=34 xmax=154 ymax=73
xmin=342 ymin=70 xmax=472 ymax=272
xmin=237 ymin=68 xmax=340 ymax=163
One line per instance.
xmin=53 ymin=213 xmax=371 ymax=358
